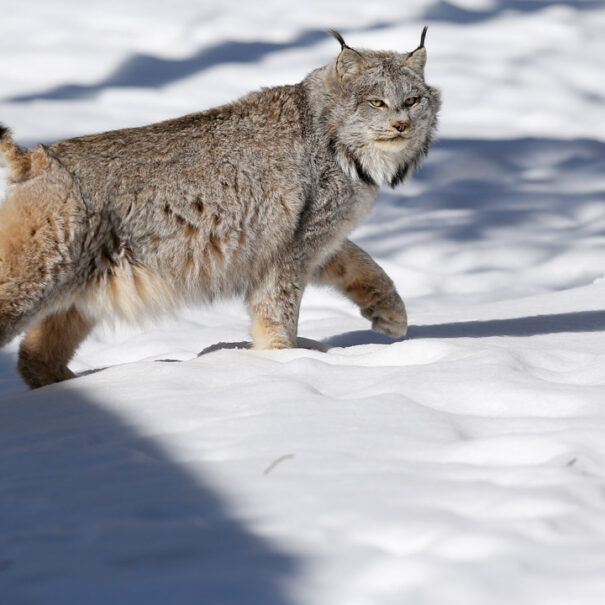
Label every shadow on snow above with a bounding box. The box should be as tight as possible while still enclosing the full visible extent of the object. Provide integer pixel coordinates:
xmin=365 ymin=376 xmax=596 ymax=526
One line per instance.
xmin=5 ymin=23 xmax=391 ymax=103
xmin=360 ymin=136 xmax=605 ymax=257
xmin=422 ymin=0 xmax=602 ymax=24
xmin=325 ymin=309 xmax=605 ymax=348
xmin=0 ymin=350 xmax=297 ymax=605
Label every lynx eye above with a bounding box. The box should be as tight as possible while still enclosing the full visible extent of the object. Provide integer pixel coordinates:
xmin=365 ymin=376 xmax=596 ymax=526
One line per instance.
xmin=368 ymin=99 xmax=387 ymax=109
xmin=404 ymin=96 xmax=419 ymax=108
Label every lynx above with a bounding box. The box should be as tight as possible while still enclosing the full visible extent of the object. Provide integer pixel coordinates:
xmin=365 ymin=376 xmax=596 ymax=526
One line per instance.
xmin=0 ymin=29 xmax=440 ymax=388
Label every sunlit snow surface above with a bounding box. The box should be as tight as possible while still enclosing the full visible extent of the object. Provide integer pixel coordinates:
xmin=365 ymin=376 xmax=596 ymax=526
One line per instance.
xmin=2 ymin=1 xmax=605 ymax=603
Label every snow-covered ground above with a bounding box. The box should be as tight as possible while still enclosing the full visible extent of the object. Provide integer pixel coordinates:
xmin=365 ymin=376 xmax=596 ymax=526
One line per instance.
xmin=2 ymin=1 xmax=605 ymax=603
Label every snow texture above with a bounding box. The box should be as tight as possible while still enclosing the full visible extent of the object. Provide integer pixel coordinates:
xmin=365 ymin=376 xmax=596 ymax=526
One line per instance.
xmin=2 ymin=1 xmax=605 ymax=603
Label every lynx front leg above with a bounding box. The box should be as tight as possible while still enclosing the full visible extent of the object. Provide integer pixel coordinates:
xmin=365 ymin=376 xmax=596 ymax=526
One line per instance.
xmin=315 ymin=239 xmax=407 ymax=338
xmin=18 ymin=306 xmax=94 ymax=389
xmin=247 ymin=266 xmax=304 ymax=350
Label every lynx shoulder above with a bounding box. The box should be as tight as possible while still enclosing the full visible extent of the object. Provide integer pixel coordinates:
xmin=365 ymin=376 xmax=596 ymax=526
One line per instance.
xmin=0 ymin=29 xmax=440 ymax=388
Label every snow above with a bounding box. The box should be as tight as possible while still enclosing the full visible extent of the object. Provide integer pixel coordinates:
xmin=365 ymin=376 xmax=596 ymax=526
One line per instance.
xmin=2 ymin=1 xmax=605 ymax=603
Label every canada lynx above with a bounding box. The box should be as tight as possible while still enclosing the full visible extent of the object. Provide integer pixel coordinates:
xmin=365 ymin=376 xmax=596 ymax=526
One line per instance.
xmin=0 ymin=29 xmax=440 ymax=388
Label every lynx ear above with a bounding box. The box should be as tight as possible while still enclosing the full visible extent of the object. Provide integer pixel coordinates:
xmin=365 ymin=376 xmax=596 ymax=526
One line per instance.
xmin=329 ymin=29 xmax=367 ymax=80
xmin=404 ymin=26 xmax=428 ymax=76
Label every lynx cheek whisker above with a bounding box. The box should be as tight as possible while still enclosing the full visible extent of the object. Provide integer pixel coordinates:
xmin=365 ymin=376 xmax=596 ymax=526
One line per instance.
xmin=0 ymin=31 xmax=440 ymax=388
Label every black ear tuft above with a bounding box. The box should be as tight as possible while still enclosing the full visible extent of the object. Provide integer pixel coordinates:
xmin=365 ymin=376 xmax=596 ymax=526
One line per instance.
xmin=419 ymin=25 xmax=428 ymax=49
xmin=405 ymin=26 xmax=429 ymax=75
xmin=328 ymin=29 xmax=348 ymax=50
xmin=329 ymin=29 xmax=367 ymax=80
xmin=0 ymin=123 xmax=9 ymax=139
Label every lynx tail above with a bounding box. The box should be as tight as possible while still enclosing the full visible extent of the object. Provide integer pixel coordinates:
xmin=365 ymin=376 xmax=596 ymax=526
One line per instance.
xmin=0 ymin=123 xmax=34 ymax=182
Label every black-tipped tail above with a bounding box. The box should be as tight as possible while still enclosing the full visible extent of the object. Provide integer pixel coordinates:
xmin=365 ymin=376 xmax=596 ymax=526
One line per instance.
xmin=0 ymin=124 xmax=36 ymax=181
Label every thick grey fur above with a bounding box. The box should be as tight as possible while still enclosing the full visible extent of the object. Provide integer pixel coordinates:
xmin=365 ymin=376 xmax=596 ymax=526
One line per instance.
xmin=0 ymin=29 xmax=440 ymax=387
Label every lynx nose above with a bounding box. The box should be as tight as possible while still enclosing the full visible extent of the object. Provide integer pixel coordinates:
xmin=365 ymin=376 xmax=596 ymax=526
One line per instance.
xmin=392 ymin=119 xmax=410 ymax=133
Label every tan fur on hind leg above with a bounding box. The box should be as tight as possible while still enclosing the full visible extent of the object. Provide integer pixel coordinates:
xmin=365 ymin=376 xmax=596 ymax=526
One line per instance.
xmin=0 ymin=146 xmax=87 ymax=347
xmin=18 ymin=306 xmax=94 ymax=388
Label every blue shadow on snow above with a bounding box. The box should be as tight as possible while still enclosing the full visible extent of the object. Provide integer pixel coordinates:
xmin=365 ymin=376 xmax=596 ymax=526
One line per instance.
xmin=422 ymin=0 xmax=602 ymax=24
xmin=0 ymin=350 xmax=297 ymax=605
xmin=324 ymin=310 xmax=605 ymax=348
xmin=5 ymin=23 xmax=390 ymax=103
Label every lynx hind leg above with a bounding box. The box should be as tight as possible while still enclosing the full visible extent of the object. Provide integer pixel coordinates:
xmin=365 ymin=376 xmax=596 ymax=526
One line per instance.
xmin=0 ymin=146 xmax=82 ymax=347
xmin=18 ymin=306 xmax=94 ymax=389
xmin=315 ymin=240 xmax=407 ymax=338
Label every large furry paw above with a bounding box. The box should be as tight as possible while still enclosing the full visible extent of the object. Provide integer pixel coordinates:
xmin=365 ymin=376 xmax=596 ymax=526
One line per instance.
xmin=17 ymin=353 xmax=76 ymax=389
xmin=362 ymin=292 xmax=408 ymax=338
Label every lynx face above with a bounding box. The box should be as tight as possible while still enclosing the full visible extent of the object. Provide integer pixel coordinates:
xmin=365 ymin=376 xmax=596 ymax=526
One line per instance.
xmin=322 ymin=30 xmax=441 ymax=188
xmin=359 ymin=67 xmax=433 ymax=146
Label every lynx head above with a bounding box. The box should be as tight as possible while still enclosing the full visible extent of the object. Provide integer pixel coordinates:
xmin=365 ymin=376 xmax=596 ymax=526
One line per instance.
xmin=317 ymin=27 xmax=441 ymax=188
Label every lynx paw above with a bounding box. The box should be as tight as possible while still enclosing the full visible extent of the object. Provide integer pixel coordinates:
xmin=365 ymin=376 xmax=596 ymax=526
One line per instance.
xmin=17 ymin=354 xmax=76 ymax=389
xmin=362 ymin=293 xmax=408 ymax=338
